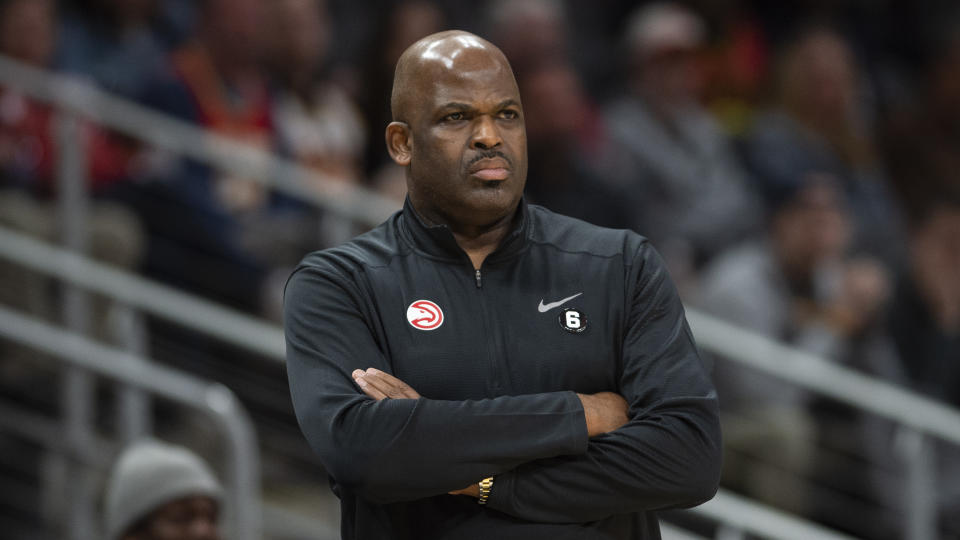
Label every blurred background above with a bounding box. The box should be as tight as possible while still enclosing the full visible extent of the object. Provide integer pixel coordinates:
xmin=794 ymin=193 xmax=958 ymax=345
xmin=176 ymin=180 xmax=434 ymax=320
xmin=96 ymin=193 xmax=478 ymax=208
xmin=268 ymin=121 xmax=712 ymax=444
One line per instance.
xmin=0 ymin=0 xmax=959 ymax=538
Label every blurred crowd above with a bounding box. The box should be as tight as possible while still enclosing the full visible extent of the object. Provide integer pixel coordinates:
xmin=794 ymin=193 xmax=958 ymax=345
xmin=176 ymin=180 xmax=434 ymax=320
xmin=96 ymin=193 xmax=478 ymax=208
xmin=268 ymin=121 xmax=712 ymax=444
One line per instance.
xmin=1 ymin=0 xmax=959 ymax=536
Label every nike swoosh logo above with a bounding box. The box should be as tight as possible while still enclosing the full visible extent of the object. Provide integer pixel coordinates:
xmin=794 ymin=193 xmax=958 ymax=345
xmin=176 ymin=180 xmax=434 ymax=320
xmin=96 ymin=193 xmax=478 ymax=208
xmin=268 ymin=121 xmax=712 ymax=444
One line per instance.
xmin=538 ymin=292 xmax=583 ymax=313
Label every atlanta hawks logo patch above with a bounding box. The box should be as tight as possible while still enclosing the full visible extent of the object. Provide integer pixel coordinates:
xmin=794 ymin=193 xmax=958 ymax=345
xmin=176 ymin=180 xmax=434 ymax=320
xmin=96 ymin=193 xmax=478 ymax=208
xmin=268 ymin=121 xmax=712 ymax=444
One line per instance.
xmin=406 ymin=300 xmax=444 ymax=331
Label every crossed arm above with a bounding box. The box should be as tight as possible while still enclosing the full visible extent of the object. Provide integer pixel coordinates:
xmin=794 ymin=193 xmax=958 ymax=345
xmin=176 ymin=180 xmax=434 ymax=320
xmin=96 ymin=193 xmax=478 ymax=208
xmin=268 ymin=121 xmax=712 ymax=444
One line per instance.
xmin=284 ymin=246 xmax=721 ymax=521
xmin=351 ymin=367 xmax=631 ymax=497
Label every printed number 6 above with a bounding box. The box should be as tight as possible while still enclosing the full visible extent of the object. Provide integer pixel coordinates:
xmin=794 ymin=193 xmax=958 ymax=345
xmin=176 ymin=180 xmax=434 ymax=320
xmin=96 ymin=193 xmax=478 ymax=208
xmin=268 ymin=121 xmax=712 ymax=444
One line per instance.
xmin=565 ymin=311 xmax=581 ymax=329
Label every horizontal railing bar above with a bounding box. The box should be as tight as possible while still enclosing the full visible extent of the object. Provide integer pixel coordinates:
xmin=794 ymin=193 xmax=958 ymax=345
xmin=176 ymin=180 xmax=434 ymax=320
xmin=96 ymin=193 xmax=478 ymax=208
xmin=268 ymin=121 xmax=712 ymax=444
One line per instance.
xmin=693 ymin=489 xmax=857 ymax=540
xmin=687 ymin=310 xmax=960 ymax=447
xmin=0 ymin=304 xmax=261 ymax=540
xmin=0 ymin=54 xmax=397 ymax=227
xmin=0 ymin=225 xmax=285 ymax=361
xmin=0 ymin=401 xmax=112 ymax=468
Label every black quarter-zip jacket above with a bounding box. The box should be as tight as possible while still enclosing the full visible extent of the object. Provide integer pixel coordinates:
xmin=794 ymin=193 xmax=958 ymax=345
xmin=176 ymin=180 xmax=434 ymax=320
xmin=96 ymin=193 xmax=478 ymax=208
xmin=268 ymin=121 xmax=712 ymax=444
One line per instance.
xmin=284 ymin=199 xmax=721 ymax=540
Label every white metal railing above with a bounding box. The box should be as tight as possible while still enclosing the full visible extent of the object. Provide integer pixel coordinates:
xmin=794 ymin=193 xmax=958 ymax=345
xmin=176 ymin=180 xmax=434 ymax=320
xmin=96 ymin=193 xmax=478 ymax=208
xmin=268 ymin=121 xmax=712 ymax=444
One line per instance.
xmin=0 ymin=225 xmax=285 ymax=360
xmin=0 ymin=304 xmax=260 ymax=540
xmin=695 ymin=490 xmax=856 ymax=540
xmin=3 ymin=52 xmax=958 ymax=538
xmin=687 ymin=311 xmax=960 ymax=446
xmin=687 ymin=310 xmax=959 ymax=539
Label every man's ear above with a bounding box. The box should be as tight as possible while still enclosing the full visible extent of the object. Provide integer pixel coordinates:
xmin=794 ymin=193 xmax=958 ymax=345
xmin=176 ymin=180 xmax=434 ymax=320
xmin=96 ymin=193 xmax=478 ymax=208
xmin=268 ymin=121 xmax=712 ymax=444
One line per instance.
xmin=386 ymin=122 xmax=412 ymax=166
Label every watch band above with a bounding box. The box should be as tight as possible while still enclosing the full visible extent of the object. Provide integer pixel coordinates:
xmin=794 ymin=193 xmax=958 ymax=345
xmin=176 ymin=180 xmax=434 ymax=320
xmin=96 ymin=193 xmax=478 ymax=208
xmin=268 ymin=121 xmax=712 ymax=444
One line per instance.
xmin=477 ymin=476 xmax=494 ymax=505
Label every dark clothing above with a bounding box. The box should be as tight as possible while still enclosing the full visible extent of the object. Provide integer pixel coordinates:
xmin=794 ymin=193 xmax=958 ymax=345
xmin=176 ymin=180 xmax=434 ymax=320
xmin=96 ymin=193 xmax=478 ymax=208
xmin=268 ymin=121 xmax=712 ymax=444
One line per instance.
xmin=889 ymin=276 xmax=960 ymax=406
xmin=284 ymin=199 xmax=721 ymax=539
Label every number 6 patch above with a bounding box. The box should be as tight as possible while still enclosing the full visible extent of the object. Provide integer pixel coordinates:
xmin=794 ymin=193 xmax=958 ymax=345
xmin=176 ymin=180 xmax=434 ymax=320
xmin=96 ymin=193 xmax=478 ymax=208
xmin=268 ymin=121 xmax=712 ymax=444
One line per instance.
xmin=559 ymin=307 xmax=588 ymax=333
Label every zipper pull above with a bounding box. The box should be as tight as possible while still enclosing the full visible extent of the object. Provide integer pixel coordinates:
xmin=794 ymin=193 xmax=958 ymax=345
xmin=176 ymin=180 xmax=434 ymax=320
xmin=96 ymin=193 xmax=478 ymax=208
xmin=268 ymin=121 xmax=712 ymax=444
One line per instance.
xmin=475 ymin=269 xmax=482 ymax=288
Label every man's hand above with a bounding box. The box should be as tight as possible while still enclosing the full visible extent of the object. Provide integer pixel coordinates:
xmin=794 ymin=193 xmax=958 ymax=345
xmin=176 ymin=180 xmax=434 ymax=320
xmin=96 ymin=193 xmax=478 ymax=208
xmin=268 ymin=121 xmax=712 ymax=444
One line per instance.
xmin=577 ymin=392 xmax=629 ymax=437
xmin=352 ymin=368 xmax=421 ymax=400
xmin=449 ymin=483 xmax=480 ymax=498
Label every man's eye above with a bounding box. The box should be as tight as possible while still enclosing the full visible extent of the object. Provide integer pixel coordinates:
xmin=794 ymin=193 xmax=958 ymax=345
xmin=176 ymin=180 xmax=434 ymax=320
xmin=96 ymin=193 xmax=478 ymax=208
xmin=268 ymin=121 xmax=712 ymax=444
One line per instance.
xmin=443 ymin=112 xmax=465 ymax=122
xmin=499 ymin=110 xmax=519 ymax=120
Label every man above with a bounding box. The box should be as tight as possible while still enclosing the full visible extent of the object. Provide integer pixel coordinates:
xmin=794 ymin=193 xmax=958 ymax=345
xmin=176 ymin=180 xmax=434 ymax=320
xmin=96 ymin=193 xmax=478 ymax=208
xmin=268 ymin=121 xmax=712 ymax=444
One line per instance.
xmin=103 ymin=440 xmax=222 ymax=540
xmin=284 ymin=31 xmax=720 ymax=539
xmin=603 ymin=3 xmax=760 ymax=290
xmin=696 ymin=171 xmax=894 ymax=525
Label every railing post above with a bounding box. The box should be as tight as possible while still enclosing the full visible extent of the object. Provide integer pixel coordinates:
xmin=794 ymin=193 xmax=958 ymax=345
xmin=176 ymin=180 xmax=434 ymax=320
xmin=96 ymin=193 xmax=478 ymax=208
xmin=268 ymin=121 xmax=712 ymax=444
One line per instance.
xmin=897 ymin=427 xmax=937 ymax=540
xmin=110 ymin=305 xmax=151 ymax=441
xmin=53 ymin=109 xmax=97 ymax=540
xmin=206 ymin=384 xmax=262 ymax=540
xmin=0 ymin=305 xmax=263 ymax=540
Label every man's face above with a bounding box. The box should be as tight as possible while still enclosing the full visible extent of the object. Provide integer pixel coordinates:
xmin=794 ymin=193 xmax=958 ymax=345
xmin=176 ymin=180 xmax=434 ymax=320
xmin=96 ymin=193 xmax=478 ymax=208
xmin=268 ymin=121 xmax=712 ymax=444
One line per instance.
xmin=126 ymin=496 xmax=220 ymax=540
xmin=773 ymin=178 xmax=850 ymax=273
xmin=402 ymin=43 xmax=528 ymax=228
xmin=205 ymin=0 xmax=266 ymax=59
xmin=0 ymin=0 xmax=56 ymax=67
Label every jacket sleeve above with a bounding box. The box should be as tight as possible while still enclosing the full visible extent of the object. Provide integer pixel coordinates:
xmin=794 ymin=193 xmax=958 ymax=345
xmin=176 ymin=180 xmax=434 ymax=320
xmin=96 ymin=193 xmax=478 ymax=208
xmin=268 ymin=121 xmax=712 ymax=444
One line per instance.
xmin=283 ymin=263 xmax=589 ymax=504
xmin=485 ymin=243 xmax=722 ymax=522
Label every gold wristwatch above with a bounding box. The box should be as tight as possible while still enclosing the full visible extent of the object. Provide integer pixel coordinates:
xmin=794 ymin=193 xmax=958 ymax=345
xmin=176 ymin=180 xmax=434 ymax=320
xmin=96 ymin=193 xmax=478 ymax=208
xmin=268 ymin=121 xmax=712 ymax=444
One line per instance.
xmin=477 ymin=476 xmax=494 ymax=505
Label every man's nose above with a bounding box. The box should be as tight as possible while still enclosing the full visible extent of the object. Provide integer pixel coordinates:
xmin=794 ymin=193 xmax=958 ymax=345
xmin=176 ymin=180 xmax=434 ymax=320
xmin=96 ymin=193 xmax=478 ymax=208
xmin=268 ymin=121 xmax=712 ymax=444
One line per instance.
xmin=470 ymin=115 xmax=502 ymax=150
xmin=189 ymin=518 xmax=221 ymax=540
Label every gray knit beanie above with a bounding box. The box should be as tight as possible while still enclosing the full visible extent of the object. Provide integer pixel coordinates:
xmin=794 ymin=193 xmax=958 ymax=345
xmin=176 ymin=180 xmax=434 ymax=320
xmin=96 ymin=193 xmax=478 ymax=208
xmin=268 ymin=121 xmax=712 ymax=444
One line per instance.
xmin=104 ymin=440 xmax=223 ymax=540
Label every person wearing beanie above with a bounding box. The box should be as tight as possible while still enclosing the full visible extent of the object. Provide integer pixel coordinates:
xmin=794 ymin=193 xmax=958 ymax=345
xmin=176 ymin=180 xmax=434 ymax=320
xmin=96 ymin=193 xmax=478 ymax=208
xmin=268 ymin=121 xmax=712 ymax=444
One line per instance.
xmin=103 ymin=440 xmax=223 ymax=540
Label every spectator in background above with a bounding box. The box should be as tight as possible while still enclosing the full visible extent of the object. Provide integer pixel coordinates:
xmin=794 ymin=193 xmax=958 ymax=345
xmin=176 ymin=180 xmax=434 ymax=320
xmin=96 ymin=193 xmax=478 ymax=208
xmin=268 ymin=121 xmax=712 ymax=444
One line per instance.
xmin=132 ymin=0 xmax=276 ymax=310
xmin=519 ymin=61 xmax=634 ymax=230
xmin=887 ymin=195 xmax=960 ymax=536
xmin=0 ymin=0 xmax=144 ymax=343
xmin=104 ymin=440 xmax=222 ymax=540
xmin=358 ymin=0 xmax=445 ymax=178
xmin=141 ymin=0 xmax=273 ymax=215
xmin=267 ymin=0 xmax=365 ymax=187
xmin=884 ymin=26 xmax=960 ymax=216
xmin=486 ymin=0 xmax=567 ymax=80
xmin=361 ymin=0 xmax=446 ymax=181
xmin=889 ymin=194 xmax=960 ymax=413
xmin=357 ymin=0 xmax=446 ymax=205
xmin=56 ymin=0 xmax=167 ymax=98
xmin=695 ymin=169 xmax=897 ymax=532
xmin=744 ymin=27 xmax=905 ymax=267
xmin=603 ymin=2 xmax=761 ymax=293
xmin=0 ymin=0 xmax=130 ymax=194
xmin=484 ymin=0 xmax=631 ymax=229
xmin=699 ymin=0 xmax=770 ymax=135
xmin=256 ymin=0 xmax=370 ymax=319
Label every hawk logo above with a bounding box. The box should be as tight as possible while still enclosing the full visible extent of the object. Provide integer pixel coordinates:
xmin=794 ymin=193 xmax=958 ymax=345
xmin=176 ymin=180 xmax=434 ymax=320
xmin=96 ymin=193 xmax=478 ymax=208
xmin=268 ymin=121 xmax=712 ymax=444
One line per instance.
xmin=406 ymin=300 xmax=444 ymax=331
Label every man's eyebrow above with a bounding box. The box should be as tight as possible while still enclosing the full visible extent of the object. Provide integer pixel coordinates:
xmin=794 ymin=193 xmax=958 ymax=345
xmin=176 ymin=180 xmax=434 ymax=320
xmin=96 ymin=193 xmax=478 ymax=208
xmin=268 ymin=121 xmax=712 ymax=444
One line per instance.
xmin=438 ymin=102 xmax=473 ymax=111
xmin=437 ymin=99 xmax=520 ymax=112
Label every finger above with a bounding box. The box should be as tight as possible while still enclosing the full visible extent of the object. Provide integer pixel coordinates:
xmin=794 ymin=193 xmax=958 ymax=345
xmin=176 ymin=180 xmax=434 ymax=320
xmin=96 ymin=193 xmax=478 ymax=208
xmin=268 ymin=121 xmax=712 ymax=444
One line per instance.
xmin=352 ymin=370 xmax=388 ymax=400
xmin=448 ymin=484 xmax=479 ymax=497
xmin=365 ymin=368 xmax=420 ymax=399
xmin=362 ymin=369 xmax=415 ymax=399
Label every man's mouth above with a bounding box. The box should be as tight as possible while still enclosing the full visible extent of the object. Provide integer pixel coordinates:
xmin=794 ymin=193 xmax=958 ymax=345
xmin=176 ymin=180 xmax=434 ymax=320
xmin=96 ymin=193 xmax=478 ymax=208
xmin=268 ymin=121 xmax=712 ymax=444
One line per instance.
xmin=472 ymin=167 xmax=510 ymax=180
xmin=468 ymin=159 xmax=510 ymax=181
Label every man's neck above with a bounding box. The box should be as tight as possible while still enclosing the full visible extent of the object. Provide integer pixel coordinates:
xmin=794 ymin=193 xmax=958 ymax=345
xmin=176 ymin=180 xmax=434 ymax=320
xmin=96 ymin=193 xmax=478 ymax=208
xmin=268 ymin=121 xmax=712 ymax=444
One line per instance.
xmin=414 ymin=203 xmax=518 ymax=270
xmin=452 ymin=218 xmax=514 ymax=270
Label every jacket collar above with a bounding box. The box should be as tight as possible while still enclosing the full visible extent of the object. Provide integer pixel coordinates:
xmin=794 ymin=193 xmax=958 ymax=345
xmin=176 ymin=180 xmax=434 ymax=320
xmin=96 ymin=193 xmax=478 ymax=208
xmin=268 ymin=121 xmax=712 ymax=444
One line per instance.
xmin=398 ymin=196 xmax=532 ymax=264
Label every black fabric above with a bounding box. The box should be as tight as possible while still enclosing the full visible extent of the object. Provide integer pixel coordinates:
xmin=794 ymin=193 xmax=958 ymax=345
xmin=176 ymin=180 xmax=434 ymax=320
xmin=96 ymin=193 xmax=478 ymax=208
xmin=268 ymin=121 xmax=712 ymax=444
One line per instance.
xmin=283 ymin=199 xmax=721 ymax=539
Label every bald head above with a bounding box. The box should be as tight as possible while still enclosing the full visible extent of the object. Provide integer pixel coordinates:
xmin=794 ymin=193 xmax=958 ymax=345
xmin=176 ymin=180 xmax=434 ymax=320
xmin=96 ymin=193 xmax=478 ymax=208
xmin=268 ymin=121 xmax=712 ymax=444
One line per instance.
xmin=391 ymin=30 xmax=515 ymax=123
xmin=383 ymin=29 xmax=527 ymax=233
